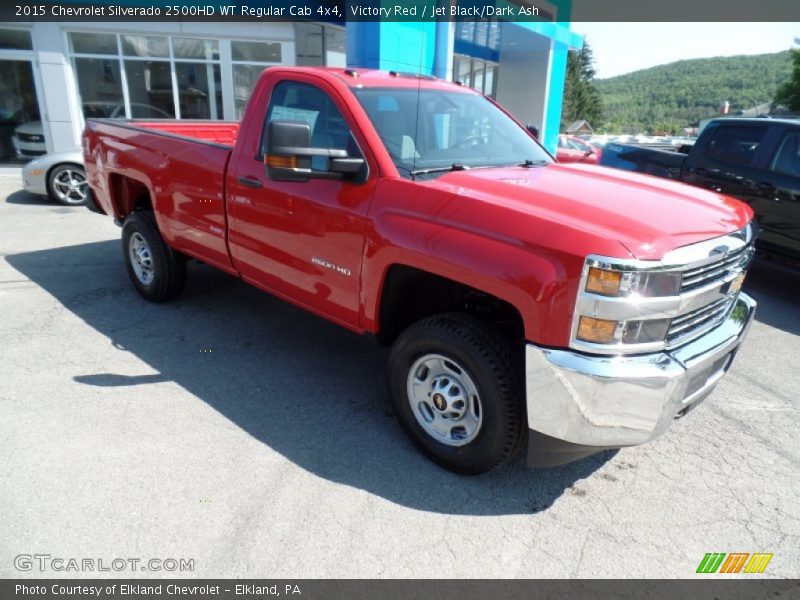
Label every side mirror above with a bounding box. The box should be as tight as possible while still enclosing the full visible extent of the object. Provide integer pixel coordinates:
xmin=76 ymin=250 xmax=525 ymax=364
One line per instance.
xmin=264 ymin=120 xmax=365 ymax=182
xmin=526 ymin=124 xmax=539 ymax=139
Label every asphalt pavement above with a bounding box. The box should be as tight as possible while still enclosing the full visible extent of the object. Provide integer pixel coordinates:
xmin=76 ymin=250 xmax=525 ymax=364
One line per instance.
xmin=1 ymin=174 xmax=798 ymax=578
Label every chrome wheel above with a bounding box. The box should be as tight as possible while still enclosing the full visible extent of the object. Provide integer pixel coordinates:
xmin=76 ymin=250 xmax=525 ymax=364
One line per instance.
xmin=51 ymin=166 xmax=88 ymax=205
xmin=128 ymin=232 xmax=154 ymax=285
xmin=406 ymin=353 xmax=483 ymax=446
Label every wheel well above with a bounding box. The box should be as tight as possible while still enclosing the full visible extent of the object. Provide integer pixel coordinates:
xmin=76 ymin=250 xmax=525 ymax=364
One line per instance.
xmin=376 ymin=265 xmax=524 ymax=346
xmin=108 ymin=174 xmax=153 ymax=218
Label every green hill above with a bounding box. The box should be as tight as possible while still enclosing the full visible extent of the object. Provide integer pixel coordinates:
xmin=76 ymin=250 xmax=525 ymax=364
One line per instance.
xmin=595 ymin=51 xmax=794 ymax=133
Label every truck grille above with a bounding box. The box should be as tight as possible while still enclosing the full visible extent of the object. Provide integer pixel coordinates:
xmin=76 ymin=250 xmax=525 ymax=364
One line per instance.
xmin=667 ymin=297 xmax=733 ymax=347
xmin=666 ymin=238 xmax=754 ymax=348
xmin=680 ymin=245 xmax=750 ymax=292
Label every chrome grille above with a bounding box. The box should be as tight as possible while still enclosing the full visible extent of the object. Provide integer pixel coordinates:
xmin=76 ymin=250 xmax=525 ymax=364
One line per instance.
xmin=667 ymin=297 xmax=733 ymax=347
xmin=666 ymin=237 xmax=755 ymax=348
xmin=680 ymin=245 xmax=749 ymax=291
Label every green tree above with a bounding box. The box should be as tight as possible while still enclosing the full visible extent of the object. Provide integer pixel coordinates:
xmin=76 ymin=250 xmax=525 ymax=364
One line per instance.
xmin=775 ymin=48 xmax=800 ymax=111
xmin=561 ymin=42 xmax=603 ymax=131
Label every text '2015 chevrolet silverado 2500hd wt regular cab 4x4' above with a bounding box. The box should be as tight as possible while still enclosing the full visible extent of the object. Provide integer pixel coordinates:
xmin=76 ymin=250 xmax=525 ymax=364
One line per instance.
xmin=83 ymin=67 xmax=757 ymax=474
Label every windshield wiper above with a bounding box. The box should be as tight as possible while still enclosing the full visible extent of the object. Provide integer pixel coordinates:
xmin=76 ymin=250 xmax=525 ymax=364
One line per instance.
xmin=519 ymin=159 xmax=549 ymax=167
xmin=410 ymin=163 xmax=468 ymax=177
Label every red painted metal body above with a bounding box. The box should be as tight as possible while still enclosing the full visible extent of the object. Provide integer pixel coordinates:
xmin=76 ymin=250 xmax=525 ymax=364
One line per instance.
xmin=83 ymin=67 xmax=753 ymax=349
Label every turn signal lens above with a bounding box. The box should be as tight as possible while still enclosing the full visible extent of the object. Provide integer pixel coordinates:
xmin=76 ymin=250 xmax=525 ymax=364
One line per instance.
xmin=265 ymin=154 xmax=298 ymax=169
xmin=585 ymin=267 xmax=622 ymax=296
xmin=577 ymin=316 xmax=619 ymax=344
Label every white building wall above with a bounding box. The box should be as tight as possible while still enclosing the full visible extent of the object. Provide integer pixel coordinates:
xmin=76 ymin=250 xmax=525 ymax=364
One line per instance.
xmin=494 ymin=24 xmax=553 ymax=139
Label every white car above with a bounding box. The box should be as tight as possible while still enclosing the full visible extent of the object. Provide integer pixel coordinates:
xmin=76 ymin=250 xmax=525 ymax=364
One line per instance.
xmin=11 ymin=120 xmax=46 ymax=159
xmin=12 ymin=102 xmax=173 ymax=157
xmin=22 ymin=148 xmax=88 ymax=206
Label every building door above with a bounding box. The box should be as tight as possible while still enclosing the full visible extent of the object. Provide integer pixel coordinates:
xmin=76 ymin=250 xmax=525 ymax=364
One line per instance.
xmin=0 ymin=59 xmax=42 ymax=162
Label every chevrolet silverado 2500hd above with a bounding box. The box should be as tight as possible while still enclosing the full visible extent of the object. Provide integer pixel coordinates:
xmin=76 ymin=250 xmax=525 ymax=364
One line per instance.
xmin=83 ymin=67 xmax=757 ymax=473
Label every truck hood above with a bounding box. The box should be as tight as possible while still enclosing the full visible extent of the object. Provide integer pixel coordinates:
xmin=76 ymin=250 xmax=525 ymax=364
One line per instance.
xmin=429 ymin=163 xmax=753 ymax=260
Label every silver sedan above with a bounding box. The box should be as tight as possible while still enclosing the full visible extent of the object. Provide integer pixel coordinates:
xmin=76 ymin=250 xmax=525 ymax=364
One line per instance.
xmin=22 ymin=148 xmax=88 ymax=206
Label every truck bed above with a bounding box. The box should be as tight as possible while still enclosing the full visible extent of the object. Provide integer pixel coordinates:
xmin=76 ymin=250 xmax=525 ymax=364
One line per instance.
xmin=98 ymin=119 xmax=241 ymax=147
xmin=83 ymin=118 xmax=237 ymax=272
xmin=600 ymin=143 xmax=687 ymax=180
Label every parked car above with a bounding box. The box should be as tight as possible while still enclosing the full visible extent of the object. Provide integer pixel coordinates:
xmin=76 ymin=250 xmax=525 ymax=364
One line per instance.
xmin=22 ymin=148 xmax=87 ymax=205
xmin=12 ymin=103 xmax=173 ymax=158
xmin=11 ymin=120 xmax=47 ymax=159
xmin=83 ymin=67 xmax=756 ymax=473
xmin=600 ymin=118 xmax=800 ymax=263
xmin=556 ymin=134 xmax=600 ymax=164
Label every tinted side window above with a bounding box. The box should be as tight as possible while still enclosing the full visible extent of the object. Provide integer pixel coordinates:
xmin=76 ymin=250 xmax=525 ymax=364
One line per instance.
xmin=704 ymin=125 xmax=767 ymax=167
xmin=769 ymin=130 xmax=800 ymax=177
xmin=261 ymin=81 xmax=357 ymax=170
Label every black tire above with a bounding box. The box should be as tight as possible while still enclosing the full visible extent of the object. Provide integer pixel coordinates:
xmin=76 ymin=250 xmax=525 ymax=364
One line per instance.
xmin=121 ymin=211 xmax=187 ymax=302
xmin=388 ymin=313 xmax=525 ymax=475
xmin=47 ymin=163 xmax=88 ymax=206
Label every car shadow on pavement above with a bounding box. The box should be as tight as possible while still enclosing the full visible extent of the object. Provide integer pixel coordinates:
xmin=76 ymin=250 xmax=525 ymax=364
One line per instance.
xmin=743 ymin=257 xmax=800 ymax=337
xmin=5 ymin=188 xmax=63 ymax=207
xmin=8 ymin=240 xmax=615 ymax=516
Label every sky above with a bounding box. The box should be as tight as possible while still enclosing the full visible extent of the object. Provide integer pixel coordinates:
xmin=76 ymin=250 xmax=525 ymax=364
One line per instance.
xmin=571 ymin=22 xmax=800 ymax=79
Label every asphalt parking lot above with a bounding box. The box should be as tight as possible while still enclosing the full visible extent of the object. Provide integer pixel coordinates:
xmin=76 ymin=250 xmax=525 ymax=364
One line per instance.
xmin=1 ymin=173 xmax=798 ymax=579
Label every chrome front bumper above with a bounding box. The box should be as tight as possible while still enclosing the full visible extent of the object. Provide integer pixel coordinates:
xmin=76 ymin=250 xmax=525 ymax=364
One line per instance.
xmin=526 ymin=292 xmax=755 ymax=463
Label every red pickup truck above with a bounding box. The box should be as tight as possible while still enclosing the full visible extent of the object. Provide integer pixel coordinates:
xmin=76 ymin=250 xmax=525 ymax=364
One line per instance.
xmin=83 ymin=67 xmax=757 ymax=474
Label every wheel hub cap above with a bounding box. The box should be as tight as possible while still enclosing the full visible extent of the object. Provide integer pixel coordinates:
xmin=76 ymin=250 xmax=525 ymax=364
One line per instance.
xmin=128 ymin=232 xmax=154 ymax=285
xmin=407 ymin=354 xmax=483 ymax=447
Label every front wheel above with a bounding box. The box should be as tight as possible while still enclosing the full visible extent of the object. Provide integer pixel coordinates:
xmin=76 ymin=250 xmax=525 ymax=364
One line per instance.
xmin=388 ymin=313 xmax=525 ymax=474
xmin=121 ymin=211 xmax=187 ymax=302
xmin=47 ymin=164 xmax=88 ymax=205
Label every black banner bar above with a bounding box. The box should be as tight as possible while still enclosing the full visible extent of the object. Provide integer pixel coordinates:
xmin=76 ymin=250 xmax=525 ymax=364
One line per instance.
xmin=2 ymin=0 xmax=800 ymax=22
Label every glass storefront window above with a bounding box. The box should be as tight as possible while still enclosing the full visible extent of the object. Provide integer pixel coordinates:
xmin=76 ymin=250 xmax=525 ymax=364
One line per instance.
xmin=74 ymin=58 xmax=124 ymax=117
xmin=124 ymin=60 xmax=175 ymax=117
xmin=69 ymin=32 xmax=117 ymax=55
xmin=0 ymin=59 xmax=41 ymax=162
xmin=472 ymin=63 xmax=485 ymax=94
xmin=451 ymin=55 xmax=498 ymax=98
xmin=233 ymin=64 xmax=265 ymax=119
xmin=174 ymin=37 xmax=219 ymax=61
xmin=484 ymin=66 xmax=497 ymax=98
xmin=68 ymin=32 xmax=283 ymax=121
xmin=231 ymin=40 xmax=281 ymax=63
xmin=176 ymin=63 xmax=222 ymax=119
xmin=122 ymin=35 xmax=169 ymax=58
xmin=454 ymin=56 xmax=471 ymax=86
xmin=0 ymin=29 xmax=33 ymax=50
xmin=325 ymin=26 xmax=346 ymax=67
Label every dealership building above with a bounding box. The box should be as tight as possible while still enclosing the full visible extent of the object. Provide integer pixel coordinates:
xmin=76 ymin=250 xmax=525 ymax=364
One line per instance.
xmin=0 ymin=3 xmax=582 ymax=163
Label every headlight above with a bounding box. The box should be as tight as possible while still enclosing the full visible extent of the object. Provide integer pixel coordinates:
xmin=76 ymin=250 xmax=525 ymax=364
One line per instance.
xmin=577 ymin=316 xmax=671 ymax=345
xmin=586 ymin=267 xmax=681 ymax=297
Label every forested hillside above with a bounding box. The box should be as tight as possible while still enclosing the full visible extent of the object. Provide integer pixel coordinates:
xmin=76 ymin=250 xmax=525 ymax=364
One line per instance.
xmin=596 ymin=51 xmax=793 ymax=133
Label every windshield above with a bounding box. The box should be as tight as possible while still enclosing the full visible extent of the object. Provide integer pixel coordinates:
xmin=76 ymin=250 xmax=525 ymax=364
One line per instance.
xmin=354 ymin=87 xmax=552 ymax=177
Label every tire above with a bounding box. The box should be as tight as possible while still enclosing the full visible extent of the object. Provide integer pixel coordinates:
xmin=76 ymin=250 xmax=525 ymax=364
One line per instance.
xmin=388 ymin=313 xmax=525 ymax=474
xmin=121 ymin=211 xmax=187 ymax=302
xmin=47 ymin=163 xmax=88 ymax=206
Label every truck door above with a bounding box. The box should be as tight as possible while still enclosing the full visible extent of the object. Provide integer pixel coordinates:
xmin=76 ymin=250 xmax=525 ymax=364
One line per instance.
xmin=226 ymin=77 xmax=377 ymax=330
xmin=683 ymin=123 xmax=772 ymax=227
xmin=758 ymin=127 xmax=800 ymax=258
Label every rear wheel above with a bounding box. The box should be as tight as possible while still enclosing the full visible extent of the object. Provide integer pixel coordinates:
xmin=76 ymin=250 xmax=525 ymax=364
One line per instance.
xmin=388 ymin=313 xmax=525 ymax=474
xmin=47 ymin=164 xmax=88 ymax=205
xmin=121 ymin=211 xmax=187 ymax=302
